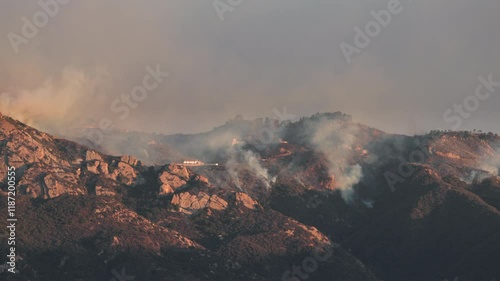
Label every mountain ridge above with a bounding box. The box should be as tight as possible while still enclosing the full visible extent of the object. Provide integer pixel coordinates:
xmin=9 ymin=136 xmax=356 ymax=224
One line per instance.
xmin=1 ymin=112 xmax=500 ymax=281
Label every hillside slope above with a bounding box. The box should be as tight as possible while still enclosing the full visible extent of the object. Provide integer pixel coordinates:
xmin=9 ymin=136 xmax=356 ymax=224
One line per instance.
xmin=1 ymin=113 xmax=500 ymax=281
xmin=0 ymin=114 xmax=380 ymax=281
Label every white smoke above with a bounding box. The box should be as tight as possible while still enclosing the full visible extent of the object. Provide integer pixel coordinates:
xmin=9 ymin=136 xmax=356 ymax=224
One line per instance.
xmin=311 ymin=119 xmax=364 ymax=202
xmin=0 ymin=67 xmax=110 ymax=134
xmin=479 ymin=152 xmax=500 ymax=176
xmin=226 ymin=150 xmax=243 ymax=191
xmin=461 ymin=170 xmax=492 ymax=185
xmin=242 ymin=150 xmax=276 ymax=190
xmin=225 ymin=144 xmax=276 ymax=192
xmin=462 ymin=149 xmax=500 ymax=184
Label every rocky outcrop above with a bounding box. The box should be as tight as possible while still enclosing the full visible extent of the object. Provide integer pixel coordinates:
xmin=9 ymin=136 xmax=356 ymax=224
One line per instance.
xmin=114 ymin=161 xmax=144 ymax=186
xmin=87 ymin=159 xmax=109 ymax=175
xmin=157 ymin=164 xmax=210 ymax=195
xmin=0 ymin=115 xmax=146 ymax=198
xmin=3 ymin=113 xmax=500 ymax=281
xmin=120 ymin=155 xmax=141 ymax=166
xmin=167 ymin=164 xmax=190 ymax=179
xmin=95 ymin=185 xmax=116 ymax=196
xmin=86 ymin=150 xmax=103 ymax=162
xmin=86 ymin=157 xmax=145 ymax=187
xmin=42 ymin=174 xmax=83 ymax=199
xmin=192 ymin=174 xmax=210 ymax=185
xmin=233 ymin=192 xmax=259 ymax=209
xmin=171 ymin=192 xmax=228 ymax=214
xmin=158 ymin=170 xmax=187 ymax=195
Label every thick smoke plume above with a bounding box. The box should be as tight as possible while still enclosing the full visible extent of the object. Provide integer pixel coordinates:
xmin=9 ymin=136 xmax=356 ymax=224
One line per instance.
xmin=225 ymin=143 xmax=276 ymax=192
xmin=311 ymin=119 xmax=364 ymax=202
xmin=0 ymin=67 xmax=109 ymax=134
xmin=459 ymin=147 xmax=500 ymax=184
xmin=480 ymin=151 xmax=500 ymax=176
xmin=242 ymin=150 xmax=276 ymax=190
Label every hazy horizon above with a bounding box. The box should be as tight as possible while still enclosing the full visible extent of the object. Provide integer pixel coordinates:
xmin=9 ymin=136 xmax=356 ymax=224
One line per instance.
xmin=1 ymin=0 xmax=500 ymax=135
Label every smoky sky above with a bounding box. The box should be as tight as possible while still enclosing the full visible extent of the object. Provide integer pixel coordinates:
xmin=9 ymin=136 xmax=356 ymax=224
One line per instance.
xmin=1 ymin=0 xmax=500 ymax=135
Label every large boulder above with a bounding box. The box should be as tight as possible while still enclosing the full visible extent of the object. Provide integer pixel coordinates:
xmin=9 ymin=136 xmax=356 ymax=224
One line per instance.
xmin=234 ymin=192 xmax=259 ymax=210
xmin=42 ymin=173 xmax=84 ymax=199
xmin=171 ymin=192 xmax=228 ymax=214
xmin=120 ymin=155 xmax=141 ymax=166
xmin=113 ymin=161 xmax=145 ymax=186
xmin=158 ymin=171 xmax=187 ymax=195
xmin=86 ymin=150 xmax=103 ymax=162
xmin=167 ymin=164 xmax=190 ymax=179
xmin=86 ymin=160 xmax=109 ymax=175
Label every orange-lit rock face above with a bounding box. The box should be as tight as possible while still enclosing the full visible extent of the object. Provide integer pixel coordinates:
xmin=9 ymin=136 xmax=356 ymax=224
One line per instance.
xmin=158 ymin=170 xmax=187 ymax=195
xmin=2 ymin=113 xmax=500 ymax=281
xmin=0 ymin=115 xmax=149 ymax=198
xmin=167 ymin=163 xmax=190 ymax=179
xmin=171 ymin=192 xmax=228 ymax=214
xmin=234 ymin=192 xmax=259 ymax=209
